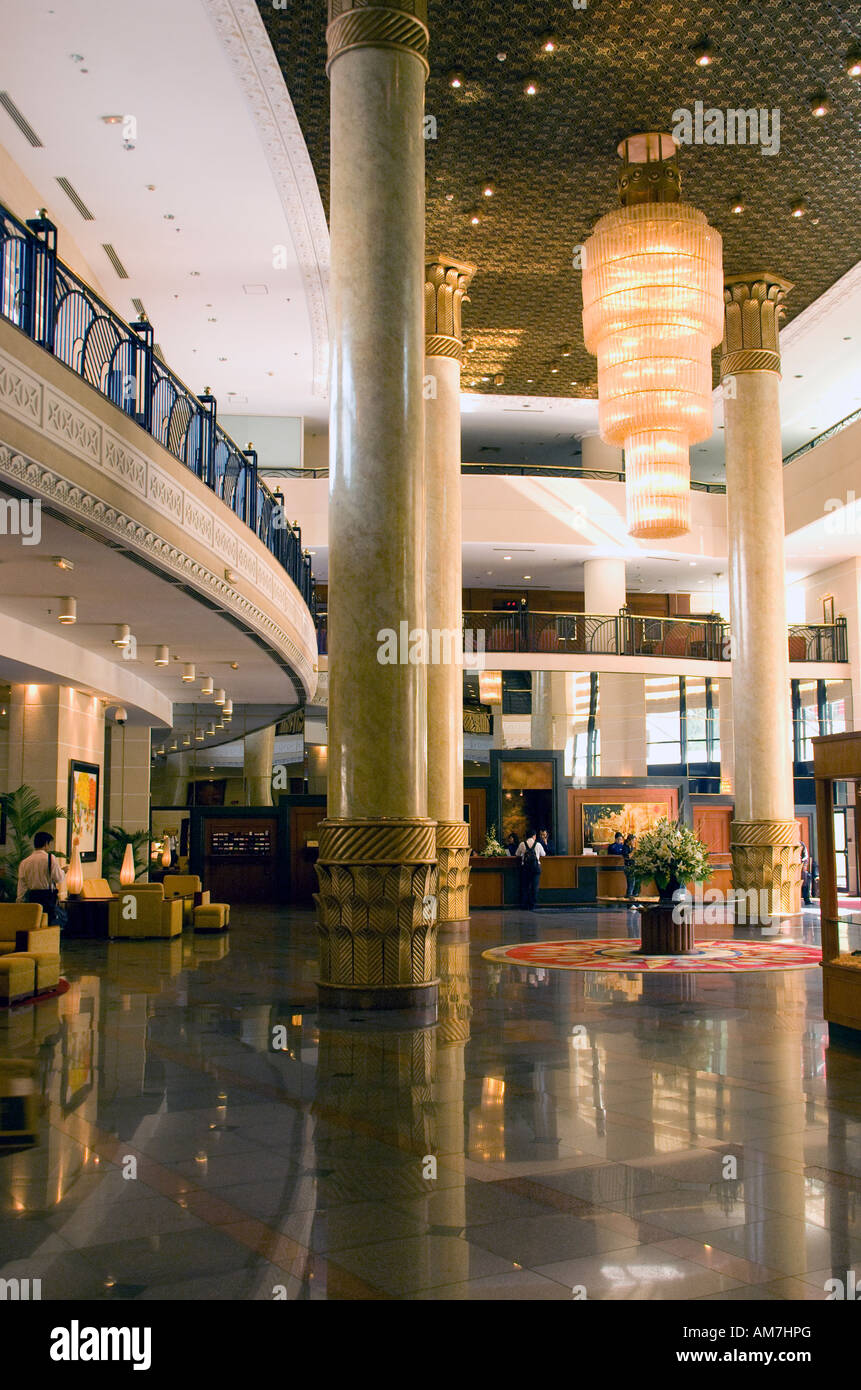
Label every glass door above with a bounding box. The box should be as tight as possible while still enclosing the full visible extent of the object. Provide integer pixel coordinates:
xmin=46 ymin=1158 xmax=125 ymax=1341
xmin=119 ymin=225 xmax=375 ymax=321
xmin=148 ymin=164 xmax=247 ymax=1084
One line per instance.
xmin=833 ymin=809 xmax=850 ymax=892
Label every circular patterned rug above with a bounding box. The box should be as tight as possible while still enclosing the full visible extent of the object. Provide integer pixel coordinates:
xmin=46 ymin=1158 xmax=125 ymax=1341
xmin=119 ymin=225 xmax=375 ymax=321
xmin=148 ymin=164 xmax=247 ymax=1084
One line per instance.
xmin=482 ymin=939 xmax=822 ymax=974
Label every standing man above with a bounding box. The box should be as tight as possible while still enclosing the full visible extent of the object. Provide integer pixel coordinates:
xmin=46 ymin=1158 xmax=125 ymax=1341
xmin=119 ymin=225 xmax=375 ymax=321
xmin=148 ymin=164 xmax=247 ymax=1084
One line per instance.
xmin=516 ymin=830 xmax=545 ymax=910
xmin=17 ymin=831 xmax=65 ymax=925
xmin=622 ymin=833 xmax=639 ymax=899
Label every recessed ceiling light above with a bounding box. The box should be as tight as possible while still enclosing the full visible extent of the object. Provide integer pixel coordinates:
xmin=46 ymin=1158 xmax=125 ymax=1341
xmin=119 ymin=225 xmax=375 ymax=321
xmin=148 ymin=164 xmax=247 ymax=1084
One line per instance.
xmin=448 ymin=69 xmax=464 ymax=88
xmin=52 ymin=555 xmax=74 ymax=571
xmin=100 ymin=114 xmax=123 ymax=124
xmin=539 ymin=32 xmax=558 ymax=53
xmin=791 ymin=199 xmax=807 ymax=218
xmin=730 ymin=198 xmax=745 ymax=215
xmin=497 ymin=52 xmax=507 ymax=62
xmin=810 ymin=94 xmax=829 ymax=117
xmin=504 ymin=555 xmax=512 ymax=560
xmin=523 ymin=574 xmax=532 ymax=580
xmin=847 ymin=46 xmax=861 ymax=77
xmin=445 ymin=192 xmax=454 ymax=202
xmin=482 ymin=180 xmax=495 ymax=197
xmin=524 ymin=79 xmax=538 ymax=95
xmin=692 ymin=39 xmax=714 ymax=66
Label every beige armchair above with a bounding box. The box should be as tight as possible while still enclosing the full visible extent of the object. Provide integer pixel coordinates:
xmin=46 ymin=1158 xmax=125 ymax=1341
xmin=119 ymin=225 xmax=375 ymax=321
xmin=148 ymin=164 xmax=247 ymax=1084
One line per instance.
xmin=162 ymin=874 xmax=210 ymax=926
xmin=108 ymin=884 xmax=183 ymax=939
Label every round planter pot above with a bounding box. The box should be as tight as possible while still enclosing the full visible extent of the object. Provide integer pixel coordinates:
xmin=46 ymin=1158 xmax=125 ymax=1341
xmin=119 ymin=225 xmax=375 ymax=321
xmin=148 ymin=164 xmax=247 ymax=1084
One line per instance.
xmin=637 ymin=901 xmax=694 ymax=955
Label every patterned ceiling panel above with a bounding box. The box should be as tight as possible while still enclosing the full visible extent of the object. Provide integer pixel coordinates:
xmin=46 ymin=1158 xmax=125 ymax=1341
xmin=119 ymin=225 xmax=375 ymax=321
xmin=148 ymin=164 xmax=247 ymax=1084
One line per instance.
xmin=259 ymin=0 xmax=861 ymax=399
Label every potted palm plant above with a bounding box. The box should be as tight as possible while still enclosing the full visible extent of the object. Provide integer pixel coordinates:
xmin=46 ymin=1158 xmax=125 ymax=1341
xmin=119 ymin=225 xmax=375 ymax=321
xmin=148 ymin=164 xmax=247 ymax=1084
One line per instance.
xmin=0 ymin=785 xmax=67 ymax=902
xmin=102 ymin=826 xmax=152 ymax=891
xmin=630 ymin=818 xmax=711 ymax=954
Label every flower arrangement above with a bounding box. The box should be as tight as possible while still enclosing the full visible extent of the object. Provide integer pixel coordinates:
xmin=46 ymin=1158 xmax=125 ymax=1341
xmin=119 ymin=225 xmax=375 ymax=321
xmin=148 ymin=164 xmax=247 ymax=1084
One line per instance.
xmin=630 ymin=818 xmax=711 ymax=900
xmin=481 ymin=824 xmax=510 ymax=857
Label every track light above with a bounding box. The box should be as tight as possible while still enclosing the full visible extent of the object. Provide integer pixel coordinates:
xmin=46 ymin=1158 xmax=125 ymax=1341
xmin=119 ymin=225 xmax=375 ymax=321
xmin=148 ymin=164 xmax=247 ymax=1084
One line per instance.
xmin=181 ymin=663 xmax=196 ymax=682
xmin=213 ymin=688 xmax=226 ymax=706
xmin=112 ymin=623 xmax=130 ymax=647
xmin=200 ymin=675 xmax=214 ymax=696
xmin=58 ymin=597 xmax=77 ymax=624
xmin=223 ymin=699 xmax=233 ymax=718
xmin=154 ymin=645 xmax=169 ymax=666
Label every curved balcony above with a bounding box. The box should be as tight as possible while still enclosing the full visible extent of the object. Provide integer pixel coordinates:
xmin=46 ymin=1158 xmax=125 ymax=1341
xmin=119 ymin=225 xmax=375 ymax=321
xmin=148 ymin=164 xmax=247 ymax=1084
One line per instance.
xmin=0 ymin=202 xmax=314 ymax=610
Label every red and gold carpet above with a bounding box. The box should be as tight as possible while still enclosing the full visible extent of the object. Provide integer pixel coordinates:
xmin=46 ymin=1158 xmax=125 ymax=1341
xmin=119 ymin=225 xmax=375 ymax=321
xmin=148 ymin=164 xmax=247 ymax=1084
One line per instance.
xmin=482 ymin=939 xmax=822 ymax=974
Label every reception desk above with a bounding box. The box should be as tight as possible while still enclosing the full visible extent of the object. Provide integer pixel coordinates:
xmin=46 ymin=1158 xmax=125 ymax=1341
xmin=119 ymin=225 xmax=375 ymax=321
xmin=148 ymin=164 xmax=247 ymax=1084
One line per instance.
xmin=468 ymin=853 xmax=734 ymax=908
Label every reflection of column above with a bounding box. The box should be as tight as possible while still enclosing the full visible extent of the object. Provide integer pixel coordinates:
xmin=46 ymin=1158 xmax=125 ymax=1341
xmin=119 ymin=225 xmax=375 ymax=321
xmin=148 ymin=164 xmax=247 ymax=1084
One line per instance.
xmin=597 ymin=675 xmax=647 ymax=777
xmin=721 ymin=273 xmax=801 ymax=914
xmin=717 ymin=677 xmax=734 ymax=793
xmin=316 ymin=0 xmax=437 ymax=1010
xmin=531 ymin=670 xmax=554 ymax=749
xmin=580 ymin=433 xmax=624 ymax=475
xmin=244 ymin=725 xmax=275 ymax=806
xmin=431 ymin=926 xmax=471 ymax=1258
xmin=490 ymin=702 xmax=503 ymax=749
xmin=426 ymin=255 xmax=475 ymax=924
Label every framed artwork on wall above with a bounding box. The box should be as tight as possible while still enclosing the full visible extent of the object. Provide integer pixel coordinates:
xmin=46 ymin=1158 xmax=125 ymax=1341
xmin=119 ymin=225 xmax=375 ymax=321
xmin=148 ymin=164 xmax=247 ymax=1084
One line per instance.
xmin=823 ymin=595 xmax=835 ymax=626
xmin=68 ymin=760 xmax=100 ymax=862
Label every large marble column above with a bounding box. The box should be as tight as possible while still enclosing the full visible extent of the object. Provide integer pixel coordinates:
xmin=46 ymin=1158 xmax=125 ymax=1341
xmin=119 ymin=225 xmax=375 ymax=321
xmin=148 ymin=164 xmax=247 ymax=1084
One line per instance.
xmin=583 ymin=558 xmax=647 ymax=777
xmin=315 ymin=0 xmax=437 ymax=1011
xmin=721 ymin=272 xmax=801 ymax=914
xmin=425 ymin=255 xmax=475 ymax=924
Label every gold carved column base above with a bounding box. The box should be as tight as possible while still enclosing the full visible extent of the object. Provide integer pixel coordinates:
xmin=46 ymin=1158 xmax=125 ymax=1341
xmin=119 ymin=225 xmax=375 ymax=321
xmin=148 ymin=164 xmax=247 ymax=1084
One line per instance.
xmin=730 ymin=819 xmax=802 ymax=917
xmin=314 ymin=817 xmax=439 ymax=1010
xmin=435 ymin=821 xmax=471 ymax=924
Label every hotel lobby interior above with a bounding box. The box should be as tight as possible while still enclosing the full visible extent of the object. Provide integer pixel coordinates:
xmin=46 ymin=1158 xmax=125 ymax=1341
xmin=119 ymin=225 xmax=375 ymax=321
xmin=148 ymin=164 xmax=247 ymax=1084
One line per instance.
xmin=1 ymin=0 xmax=861 ymax=1327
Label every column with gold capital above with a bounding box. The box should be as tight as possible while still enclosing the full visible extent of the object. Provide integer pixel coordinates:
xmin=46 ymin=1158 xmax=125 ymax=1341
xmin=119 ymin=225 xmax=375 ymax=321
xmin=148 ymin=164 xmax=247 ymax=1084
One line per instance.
xmin=721 ymin=272 xmax=801 ymax=915
xmin=316 ymin=0 xmax=437 ymax=1012
xmin=424 ymin=256 xmax=475 ymax=922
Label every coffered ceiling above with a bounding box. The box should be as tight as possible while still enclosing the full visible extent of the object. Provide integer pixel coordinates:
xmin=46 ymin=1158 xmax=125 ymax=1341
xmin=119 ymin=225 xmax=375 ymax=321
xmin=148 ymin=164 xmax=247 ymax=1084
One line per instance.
xmin=260 ymin=0 xmax=861 ymax=400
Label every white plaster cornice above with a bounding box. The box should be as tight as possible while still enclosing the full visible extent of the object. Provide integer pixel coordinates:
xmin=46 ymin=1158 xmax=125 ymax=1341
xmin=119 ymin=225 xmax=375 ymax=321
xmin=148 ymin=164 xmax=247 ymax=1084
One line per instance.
xmin=779 ymin=257 xmax=861 ymax=349
xmin=203 ymin=0 xmax=331 ymax=399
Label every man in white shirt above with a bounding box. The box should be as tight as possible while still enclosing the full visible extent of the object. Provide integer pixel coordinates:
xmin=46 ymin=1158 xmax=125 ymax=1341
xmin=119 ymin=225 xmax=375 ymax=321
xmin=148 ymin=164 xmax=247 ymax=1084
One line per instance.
xmin=17 ymin=831 xmax=65 ymax=923
xmin=516 ymin=831 xmax=546 ymax=910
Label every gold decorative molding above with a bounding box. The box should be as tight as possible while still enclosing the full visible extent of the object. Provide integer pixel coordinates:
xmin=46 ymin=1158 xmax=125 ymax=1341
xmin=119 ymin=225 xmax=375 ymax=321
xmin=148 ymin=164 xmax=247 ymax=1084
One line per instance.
xmin=720 ymin=273 xmax=793 ymax=379
xmin=463 ymin=706 xmax=491 ymax=735
xmin=327 ymin=2 xmax=429 ymax=74
xmin=435 ymin=820 xmax=470 ymax=852
xmin=315 ymin=816 xmax=439 ymax=992
xmin=731 ymin=818 xmax=802 ymax=915
xmin=424 ymin=256 xmax=476 ymax=360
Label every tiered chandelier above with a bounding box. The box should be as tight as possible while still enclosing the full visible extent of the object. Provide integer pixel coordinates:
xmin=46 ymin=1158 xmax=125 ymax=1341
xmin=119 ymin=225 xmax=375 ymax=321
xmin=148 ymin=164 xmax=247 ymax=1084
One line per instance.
xmin=581 ymin=133 xmax=724 ymax=539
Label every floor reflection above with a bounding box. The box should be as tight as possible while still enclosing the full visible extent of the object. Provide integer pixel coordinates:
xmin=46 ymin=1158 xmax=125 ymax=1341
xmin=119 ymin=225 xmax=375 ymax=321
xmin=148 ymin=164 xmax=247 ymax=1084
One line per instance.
xmin=0 ymin=905 xmax=859 ymax=1300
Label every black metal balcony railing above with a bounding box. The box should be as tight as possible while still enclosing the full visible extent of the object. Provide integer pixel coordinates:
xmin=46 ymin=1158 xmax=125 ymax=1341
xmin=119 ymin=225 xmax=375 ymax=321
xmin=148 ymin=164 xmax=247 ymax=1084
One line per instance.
xmin=463 ymin=611 xmax=849 ymax=663
xmin=0 ymin=202 xmax=315 ymax=614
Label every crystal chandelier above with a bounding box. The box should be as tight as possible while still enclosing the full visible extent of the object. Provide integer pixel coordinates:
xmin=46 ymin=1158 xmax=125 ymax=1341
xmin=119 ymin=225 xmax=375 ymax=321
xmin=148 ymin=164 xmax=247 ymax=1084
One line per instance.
xmin=581 ymin=133 xmax=724 ymax=539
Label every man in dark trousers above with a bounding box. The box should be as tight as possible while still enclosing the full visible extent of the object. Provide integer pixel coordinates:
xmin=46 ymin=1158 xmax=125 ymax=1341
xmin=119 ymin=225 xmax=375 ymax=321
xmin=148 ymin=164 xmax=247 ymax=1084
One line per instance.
xmin=516 ymin=830 xmax=545 ymax=909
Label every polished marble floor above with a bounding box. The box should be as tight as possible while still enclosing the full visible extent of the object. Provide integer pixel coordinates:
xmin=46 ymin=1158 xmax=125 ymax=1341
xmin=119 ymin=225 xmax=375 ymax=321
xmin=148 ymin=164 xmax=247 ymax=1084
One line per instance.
xmin=1 ymin=904 xmax=860 ymax=1300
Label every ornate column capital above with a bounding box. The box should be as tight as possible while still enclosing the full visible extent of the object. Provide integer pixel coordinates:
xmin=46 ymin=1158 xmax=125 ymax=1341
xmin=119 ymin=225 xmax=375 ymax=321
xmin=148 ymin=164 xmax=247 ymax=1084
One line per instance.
xmin=720 ymin=272 xmax=793 ymax=379
xmin=327 ymin=0 xmax=430 ymax=76
xmin=424 ymin=255 xmax=476 ymax=361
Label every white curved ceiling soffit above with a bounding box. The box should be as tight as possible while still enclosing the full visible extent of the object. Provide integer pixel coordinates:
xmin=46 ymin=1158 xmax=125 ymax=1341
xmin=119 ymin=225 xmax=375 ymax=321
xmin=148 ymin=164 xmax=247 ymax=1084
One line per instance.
xmin=203 ymin=0 xmax=331 ymax=399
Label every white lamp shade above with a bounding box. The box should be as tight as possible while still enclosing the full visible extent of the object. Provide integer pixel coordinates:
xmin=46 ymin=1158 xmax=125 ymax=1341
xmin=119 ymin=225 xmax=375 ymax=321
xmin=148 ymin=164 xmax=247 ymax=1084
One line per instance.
xmin=119 ymin=842 xmax=136 ymax=887
xmin=161 ymin=840 xmax=172 ymax=868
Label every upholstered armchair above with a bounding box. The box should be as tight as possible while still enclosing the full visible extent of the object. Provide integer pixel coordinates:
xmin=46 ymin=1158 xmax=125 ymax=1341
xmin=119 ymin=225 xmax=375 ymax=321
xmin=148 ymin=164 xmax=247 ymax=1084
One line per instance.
xmin=162 ymin=874 xmax=210 ymax=926
xmin=108 ymin=884 xmax=183 ymax=939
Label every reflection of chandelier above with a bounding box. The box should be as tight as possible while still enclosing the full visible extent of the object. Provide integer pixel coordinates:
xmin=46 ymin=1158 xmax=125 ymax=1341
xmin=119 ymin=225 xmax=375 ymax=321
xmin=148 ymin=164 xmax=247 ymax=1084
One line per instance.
xmin=582 ymin=133 xmax=724 ymax=539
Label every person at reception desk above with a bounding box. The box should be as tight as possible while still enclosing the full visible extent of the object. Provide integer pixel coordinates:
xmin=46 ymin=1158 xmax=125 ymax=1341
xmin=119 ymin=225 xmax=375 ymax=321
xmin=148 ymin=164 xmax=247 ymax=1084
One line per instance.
xmin=539 ymin=829 xmax=554 ymax=855
xmin=505 ymin=833 xmax=519 ymax=857
xmin=606 ymin=832 xmax=625 ymax=858
xmin=516 ymin=831 xmax=545 ymax=910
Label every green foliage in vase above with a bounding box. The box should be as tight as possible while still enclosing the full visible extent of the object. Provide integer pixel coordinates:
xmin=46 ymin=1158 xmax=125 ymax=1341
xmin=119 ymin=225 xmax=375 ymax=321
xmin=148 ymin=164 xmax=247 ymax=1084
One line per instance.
xmin=482 ymin=824 xmax=510 ymax=857
xmin=0 ymin=785 xmax=66 ymax=902
xmin=630 ymin=818 xmax=711 ymax=891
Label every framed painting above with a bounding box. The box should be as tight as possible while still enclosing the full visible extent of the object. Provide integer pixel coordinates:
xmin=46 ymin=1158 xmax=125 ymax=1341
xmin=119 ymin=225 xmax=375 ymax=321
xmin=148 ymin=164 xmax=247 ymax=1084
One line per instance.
xmin=68 ymin=760 xmax=100 ymax=862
